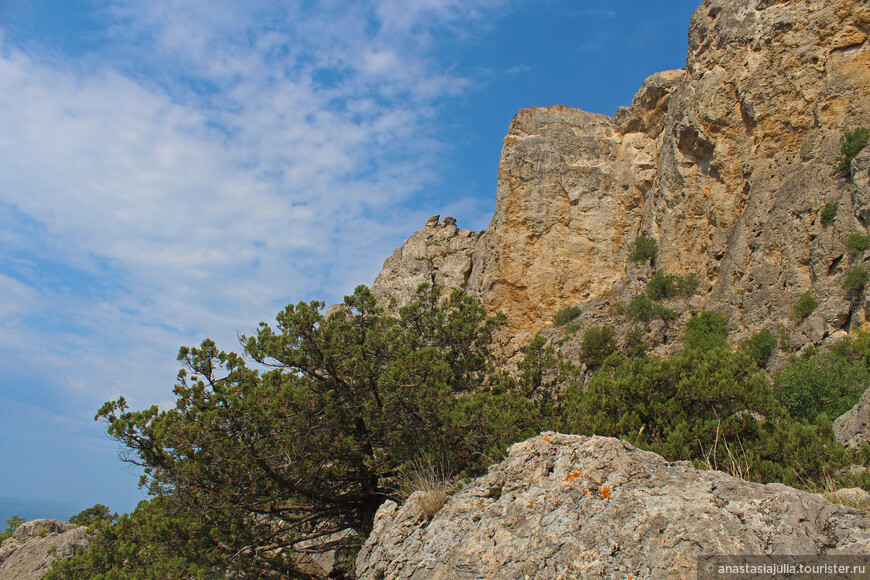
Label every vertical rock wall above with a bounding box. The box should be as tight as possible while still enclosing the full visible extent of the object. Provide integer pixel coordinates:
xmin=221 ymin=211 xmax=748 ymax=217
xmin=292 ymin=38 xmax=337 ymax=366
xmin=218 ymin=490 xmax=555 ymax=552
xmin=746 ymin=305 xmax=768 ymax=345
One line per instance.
xmin=373 ymin=0 xmax=870 ymax=354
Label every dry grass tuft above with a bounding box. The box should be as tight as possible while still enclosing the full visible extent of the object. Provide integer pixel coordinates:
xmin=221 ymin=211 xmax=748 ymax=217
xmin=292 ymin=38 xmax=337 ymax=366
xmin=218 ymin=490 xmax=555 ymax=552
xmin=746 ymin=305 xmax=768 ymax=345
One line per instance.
xmin=395 ymin=457 xmax=453 ymax=519
xmin=698 ymin=420 xmax=752 ymax=481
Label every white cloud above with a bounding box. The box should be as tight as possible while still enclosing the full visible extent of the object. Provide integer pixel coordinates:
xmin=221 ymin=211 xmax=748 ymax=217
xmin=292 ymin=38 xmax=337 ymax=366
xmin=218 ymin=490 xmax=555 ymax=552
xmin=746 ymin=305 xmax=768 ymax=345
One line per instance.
xmin=0 ymin=0 xmax=509 ymax=415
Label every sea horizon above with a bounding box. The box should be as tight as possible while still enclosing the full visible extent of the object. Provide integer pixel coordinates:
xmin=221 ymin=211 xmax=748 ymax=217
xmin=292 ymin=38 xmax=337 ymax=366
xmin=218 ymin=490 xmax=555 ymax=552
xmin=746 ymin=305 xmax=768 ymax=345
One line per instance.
xmin=0 ymin=496 xmax=85 ymax=528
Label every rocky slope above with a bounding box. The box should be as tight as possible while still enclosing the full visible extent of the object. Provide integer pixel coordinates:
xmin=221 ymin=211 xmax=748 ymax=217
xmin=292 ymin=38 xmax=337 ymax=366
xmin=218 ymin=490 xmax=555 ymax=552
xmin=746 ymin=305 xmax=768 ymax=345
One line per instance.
xmin=356 ymin=433 xmax=870 ymax=579
xmin=0 ymin=520 xmax=90 ymax=580
xmin=372 ymin=0 xmax=870 ymax=357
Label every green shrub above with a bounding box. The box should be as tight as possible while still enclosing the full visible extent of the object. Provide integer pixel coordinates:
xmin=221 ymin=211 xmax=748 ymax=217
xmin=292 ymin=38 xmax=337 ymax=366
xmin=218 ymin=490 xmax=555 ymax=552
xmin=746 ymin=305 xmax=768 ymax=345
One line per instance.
xmin=847 ymin=233 xmax=870 ymax=256
xmin=629 ymin=234 xmax=658 ymax=263
xmin=0 ymin=515 xmax=24 ymax=543
xmin=684 ymin=311 xmax=729 ymax=352
xmin=777 ymin=325 xmax=791 ymax=351
xmin=579 ymin=326 xmax=617 ymax=367
xmin=843 ymin=265 xmax=869 ymax=293
xmin=820 ymin=202 xmax=839 ymax=225
xmin=791 ymin=292 xmax=819 ymax=322
xmin=626 ymin=294 xmax=676 ymax=322
xmin=559 ymin=347 xmax=851 ymax=486
xmin=739 ymin=329 xmax=777 ymax=368
xmin=675 ymin=272 xmax=700 ymax=296
xmin=646 ymin=272 xmax=677 ymax=300
xmin=835 ymin=127 xmax=870 ymax=176
xmin=773 ymin=354 xmax=870 ymax=421
xmin=45 ymin=497 xmax=219 ymax=579
xmin=829 ymin=328 xmax=870 ymax=367
xmin=553 ymin=305 xmax=582 ymax=326
xmin=646 ymin=272 xmax=700 ymax=300
xmin=623 ymin=326 xmax=649 ymax=358
xmin=69 ymin=504 xmax=117 ymax=530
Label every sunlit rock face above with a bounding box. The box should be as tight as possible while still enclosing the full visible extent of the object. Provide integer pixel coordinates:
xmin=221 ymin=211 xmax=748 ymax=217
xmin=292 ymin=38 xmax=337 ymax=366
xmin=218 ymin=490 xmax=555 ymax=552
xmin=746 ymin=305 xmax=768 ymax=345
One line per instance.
xmin=356 ymin=434 xmax=870 ymax=579
xmin=373 ymin=0 xmax=870 ymax=356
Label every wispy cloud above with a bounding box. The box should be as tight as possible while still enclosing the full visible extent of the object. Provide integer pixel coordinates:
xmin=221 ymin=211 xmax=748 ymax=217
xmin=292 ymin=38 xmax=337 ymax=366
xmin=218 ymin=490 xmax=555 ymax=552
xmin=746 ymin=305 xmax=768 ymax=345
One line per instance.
xmin=0 ymin=0 xmax=507 ymax=415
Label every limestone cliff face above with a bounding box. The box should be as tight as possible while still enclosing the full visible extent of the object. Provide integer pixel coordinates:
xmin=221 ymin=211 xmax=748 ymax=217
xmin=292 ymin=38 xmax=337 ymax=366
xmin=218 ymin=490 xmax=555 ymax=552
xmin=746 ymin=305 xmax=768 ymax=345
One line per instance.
xmin=373 ymin=0 xmax=870 ymax=354
xmin=372 ymin=215 xmax=478 ymax=311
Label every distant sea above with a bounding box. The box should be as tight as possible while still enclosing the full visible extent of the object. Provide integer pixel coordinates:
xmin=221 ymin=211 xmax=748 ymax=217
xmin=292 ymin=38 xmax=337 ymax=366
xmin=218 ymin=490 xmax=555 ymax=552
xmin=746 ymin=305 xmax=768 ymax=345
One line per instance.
xmin=0 ymin=496 xmax=82 ymax=527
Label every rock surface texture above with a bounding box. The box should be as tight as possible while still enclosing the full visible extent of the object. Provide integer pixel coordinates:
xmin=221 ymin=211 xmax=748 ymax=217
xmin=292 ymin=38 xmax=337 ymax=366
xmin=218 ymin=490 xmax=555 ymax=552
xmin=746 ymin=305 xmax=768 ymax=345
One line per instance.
xmin=835 ymin=385 xmax=870 ymax=450
xmin=372 ymin=215 xmax=479 ymax=312
xmin=0 ymin=519 xmax=90 ymax=580
xmin=371 ymin=0 xmax=870 ymax=356
xmin=356 ymin=433 xmax=870 ymax=580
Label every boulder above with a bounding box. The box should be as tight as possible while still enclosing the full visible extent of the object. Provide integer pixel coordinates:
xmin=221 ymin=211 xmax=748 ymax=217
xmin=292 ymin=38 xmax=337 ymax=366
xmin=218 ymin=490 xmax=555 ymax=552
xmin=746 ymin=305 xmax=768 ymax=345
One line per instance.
xmin=0 ymin=519 xmax=90 ymax=580
xmin=357 ymin=433 xmax=870 ymax=579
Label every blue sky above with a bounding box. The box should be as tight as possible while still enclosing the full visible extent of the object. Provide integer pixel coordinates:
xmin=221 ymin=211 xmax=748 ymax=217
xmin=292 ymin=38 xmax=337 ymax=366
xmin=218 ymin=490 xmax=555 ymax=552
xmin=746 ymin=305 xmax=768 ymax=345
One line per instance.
xmin=0 ymin=0 xmax=699 ymax=518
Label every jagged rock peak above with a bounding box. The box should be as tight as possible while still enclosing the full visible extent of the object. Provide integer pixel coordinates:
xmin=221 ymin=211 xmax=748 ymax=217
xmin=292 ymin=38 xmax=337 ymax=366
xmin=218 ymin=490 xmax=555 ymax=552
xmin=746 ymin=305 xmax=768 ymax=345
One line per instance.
xmin=357 ymin=433 xmax=870 ymax=579
xmin=371 ymin=0 xmax=870 ymax=357
xmin=371 ymin=215 xmax=479 ymax=311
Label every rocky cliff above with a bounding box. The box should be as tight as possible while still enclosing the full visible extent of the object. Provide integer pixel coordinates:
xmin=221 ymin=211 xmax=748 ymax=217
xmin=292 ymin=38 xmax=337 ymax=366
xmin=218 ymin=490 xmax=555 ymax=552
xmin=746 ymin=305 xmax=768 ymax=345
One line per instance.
xmin=0 ymin=520 xmax=90 ymax=580
xmin=357 ymin=433 xmax=870 ymax=579
xmin=372 ymin=0 xmax=870 ymax=357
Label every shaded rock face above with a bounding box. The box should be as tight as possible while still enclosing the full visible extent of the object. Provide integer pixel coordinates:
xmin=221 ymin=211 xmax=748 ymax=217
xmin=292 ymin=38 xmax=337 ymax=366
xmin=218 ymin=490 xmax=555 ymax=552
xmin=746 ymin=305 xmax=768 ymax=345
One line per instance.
xmin=0 ymin=519 xmax=90 ymax=580
xmin=356 ymin=434 xmax=870 ymax=580
xmin=835 ymin=385 xmax=870 ymax=450
xmin=372 ymin=0 xmax=870 ymax=354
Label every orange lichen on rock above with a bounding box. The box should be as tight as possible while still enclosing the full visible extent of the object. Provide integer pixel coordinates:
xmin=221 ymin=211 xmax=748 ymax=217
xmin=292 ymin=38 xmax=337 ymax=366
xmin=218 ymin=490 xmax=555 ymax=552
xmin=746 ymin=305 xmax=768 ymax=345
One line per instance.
xmin=565 ymin=471 xmax=583 ymax=482
xmin=599 ymin=487 xmax=611 ymax=499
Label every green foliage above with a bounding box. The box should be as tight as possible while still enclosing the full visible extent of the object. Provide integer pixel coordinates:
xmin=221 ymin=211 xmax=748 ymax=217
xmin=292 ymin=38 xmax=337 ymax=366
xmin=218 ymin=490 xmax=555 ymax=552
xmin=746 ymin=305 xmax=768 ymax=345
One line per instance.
xmin=646 ymin=271 xmax=699 ymax=301
xmin=847 ymin=232 xmax=870 ymax=256
xmin=629 ymin=234 xmax=658 ymax=263
xmin=622 ymin=326 xmax=649 ymax=358
xmin=559 ymin=347 xmax=851 ymax=486
xmin=684 ymin=311 xmax=729 ymax=352
xmin=830 ymin=328 xmax=870 ymax=367
xmin=820 ymin=202 xmax=839 ymax=225
xmin=773 ymin=353 xmax=870 ymax=422
xmin=46 ymin=497 xmax=218 ymax=580
xmin=626 ymin=294 xmax=676 ymax=323
xmin=646 ymin=271 xmax=676 ymax=300
xmin=88 ymin=285 xmax=539 ymax=576
xmin=0 ymin=515 xmax=24 ymax=542
xmin=791 ymin=291 xmax=819 ymax=322
xmin=517 ymin=334 xmax=560 ymax=399
xmin=69 ymin=504 xmax=117 ymax=530
xmin=843 ymin=265 xmax=869 ymax=294
xmin=553 ymin=305 xmax=582 ymax=326
xmin=579 ymin=326 xmax=617 ymax=368
xmin=777 ymin=325 xmax=791 ymax=351
xmin=835 ymin=127 xmax=870 ymax=176
xmin=739 ymin=329 xmax=777 ymax=368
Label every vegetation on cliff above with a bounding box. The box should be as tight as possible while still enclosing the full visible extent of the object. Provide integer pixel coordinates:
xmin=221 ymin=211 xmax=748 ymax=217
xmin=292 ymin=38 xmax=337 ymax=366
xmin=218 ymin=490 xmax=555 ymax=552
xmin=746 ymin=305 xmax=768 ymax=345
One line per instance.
xmin=49 ymin=288 xmax=870 ymax=579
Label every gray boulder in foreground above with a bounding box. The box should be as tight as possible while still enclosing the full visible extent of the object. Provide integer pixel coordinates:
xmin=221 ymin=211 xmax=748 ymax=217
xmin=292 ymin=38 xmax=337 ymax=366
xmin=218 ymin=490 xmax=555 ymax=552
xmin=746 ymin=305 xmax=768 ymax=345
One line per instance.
xmin=0 ymin=519 xmax=89 ymax=580
xmin=357 ymin=433 xmax=870 ymax=579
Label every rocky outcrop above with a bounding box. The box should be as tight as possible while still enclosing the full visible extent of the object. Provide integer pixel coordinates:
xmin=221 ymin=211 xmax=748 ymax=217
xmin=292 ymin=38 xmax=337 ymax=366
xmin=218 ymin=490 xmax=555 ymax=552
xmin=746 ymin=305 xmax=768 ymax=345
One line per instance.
xmin=372 ymin=215 xmax=479 ymax=312
xmin=0 ymin=519 xmax=90 ymax=579
xmin=835 ymin=385 xmax=870 ymax=450
xmin=372 ymin=0 xmax=870 ymax=356
xmin=356 ymin=433 xmax=870 ymax=579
